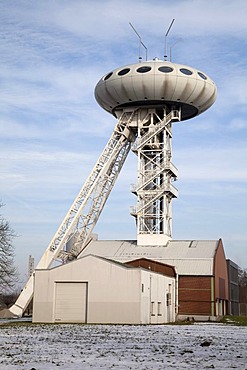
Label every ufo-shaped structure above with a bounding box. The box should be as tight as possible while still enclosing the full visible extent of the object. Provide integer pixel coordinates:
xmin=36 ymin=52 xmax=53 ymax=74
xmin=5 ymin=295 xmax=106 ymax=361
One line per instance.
xmin=95 ymin=59 xmax=216 ymax=120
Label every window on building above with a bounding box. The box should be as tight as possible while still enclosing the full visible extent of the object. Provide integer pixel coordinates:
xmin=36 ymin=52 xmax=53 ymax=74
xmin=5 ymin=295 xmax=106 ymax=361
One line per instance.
xmin=118 ymin=68 xmax=130 ymax=76
xmin=151 ymin=301 xmax=155 ymax=316
xmin=158 ymin=302 xmax=162 ymax=316
xmin=136 ymin=66 xmax=152 ymax=73
xmin=103 ymin=72 xmax=113 ymax=80
xmin=167 ymin=293 xmax=171 ymax=306
xmin=197 ymin=71 xmax=207 ymax=80
xmin=180 ymin=68 xmax=193 ymax=75
xmin=158 ymin=66 xmax=173 ymax=73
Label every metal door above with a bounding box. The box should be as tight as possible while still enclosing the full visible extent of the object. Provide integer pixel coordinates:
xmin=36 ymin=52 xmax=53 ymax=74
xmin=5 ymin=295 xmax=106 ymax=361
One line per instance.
xmin=54 ymin=282 xmax=87 ymax=323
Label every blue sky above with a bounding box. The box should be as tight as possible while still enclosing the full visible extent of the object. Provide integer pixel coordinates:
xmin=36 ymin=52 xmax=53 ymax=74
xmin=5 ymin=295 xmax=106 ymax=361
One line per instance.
xmin=1 ymin=0 xmax=247 ymax=283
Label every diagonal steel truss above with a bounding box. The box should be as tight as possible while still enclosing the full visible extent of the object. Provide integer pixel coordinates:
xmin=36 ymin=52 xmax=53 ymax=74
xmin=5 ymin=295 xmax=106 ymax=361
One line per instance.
xmin=9 ymin=109 xmax=137 ymax=316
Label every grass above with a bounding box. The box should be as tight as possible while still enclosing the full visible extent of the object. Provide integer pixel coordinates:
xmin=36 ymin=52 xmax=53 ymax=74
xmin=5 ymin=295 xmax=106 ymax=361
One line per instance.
xmin=1 ymin=316 xmax=247 ymax=327
xmin=220 ymin=315 xmax=247 ymax=326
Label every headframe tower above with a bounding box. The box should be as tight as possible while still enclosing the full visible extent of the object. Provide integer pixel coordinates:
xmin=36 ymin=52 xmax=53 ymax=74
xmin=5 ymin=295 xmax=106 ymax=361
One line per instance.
xmin=95 ymin=59 xmax=216 ymax=245
xmin=9 ymin=49 xmax=216 ymax=317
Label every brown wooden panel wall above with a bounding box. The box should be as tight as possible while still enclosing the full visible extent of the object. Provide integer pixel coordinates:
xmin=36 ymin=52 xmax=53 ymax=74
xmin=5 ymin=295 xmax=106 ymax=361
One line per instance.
xmin=179 ymin=276 xmax=211 ymax=289
xmin=178 ymin=276 xmax=212 ymax=315
xmin=179 ymin=301 xmax=212 ymax=315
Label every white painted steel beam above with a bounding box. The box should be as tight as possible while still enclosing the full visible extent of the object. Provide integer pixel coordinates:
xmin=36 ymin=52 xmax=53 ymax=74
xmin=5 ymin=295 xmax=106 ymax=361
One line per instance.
xmin=131 ymin=108 xmax=180 ymax=246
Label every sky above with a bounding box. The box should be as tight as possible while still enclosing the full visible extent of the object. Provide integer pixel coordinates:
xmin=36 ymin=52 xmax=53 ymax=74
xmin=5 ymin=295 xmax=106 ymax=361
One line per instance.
xmin=0 ymin=0 xmax=247 ymax=284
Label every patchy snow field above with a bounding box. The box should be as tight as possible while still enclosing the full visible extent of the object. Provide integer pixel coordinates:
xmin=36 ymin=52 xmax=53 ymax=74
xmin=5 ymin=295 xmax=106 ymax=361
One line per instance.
xmin=0 ymin=322 xmax=246 ymax=369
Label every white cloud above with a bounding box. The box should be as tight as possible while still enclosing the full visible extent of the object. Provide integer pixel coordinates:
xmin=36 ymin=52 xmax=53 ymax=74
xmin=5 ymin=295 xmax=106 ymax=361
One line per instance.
xmin=177 ymin=153 xmax=247 ymax=182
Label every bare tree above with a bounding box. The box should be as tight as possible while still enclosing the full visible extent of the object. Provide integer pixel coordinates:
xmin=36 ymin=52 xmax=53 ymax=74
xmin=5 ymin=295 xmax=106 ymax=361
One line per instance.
xmin=0 ymin=290 xmax=21 ymax=308
xmin=0 ymin=203 xmax=18 ymax=296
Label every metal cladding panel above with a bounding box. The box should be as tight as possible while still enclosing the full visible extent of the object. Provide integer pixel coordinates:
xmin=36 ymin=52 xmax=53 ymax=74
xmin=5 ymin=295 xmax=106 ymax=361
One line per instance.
xmin=134 ymin=74 xmax=155 ymax=100
xmin=119 ymin=77 xmax=137 ymax=102
xmin=158 ymin=75 xmax=176 ymax=101
xmin=79 ymin=240 xmax=166 ymax=261
xmin=80 ymin=240 xmax=218 ymax=275
xmin=184 ymin=78 xmax=205 ymax=104
xmin=170 ymin=76 xmax=196 ymax=102
xmin=167 ymin=240 xmax=218 ymax=258
xmin=158 ymin=259 xmax=214 ymax=275
xmin=94 ymin=60 xmax=217 ymax=118
xmin=81 ymin=239 xmax=218 ymax=258
xmin=79 ymin=239 xmax=218 ymax=275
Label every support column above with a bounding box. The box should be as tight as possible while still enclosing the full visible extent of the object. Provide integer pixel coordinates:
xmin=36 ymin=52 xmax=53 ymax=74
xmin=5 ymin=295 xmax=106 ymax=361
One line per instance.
xmin=131 ymin=107 xmax=180 ymax=246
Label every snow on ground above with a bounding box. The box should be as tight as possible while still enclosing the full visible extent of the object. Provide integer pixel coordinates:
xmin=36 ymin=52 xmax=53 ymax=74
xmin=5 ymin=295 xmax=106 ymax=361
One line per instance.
xmin=0 ymin=323 xmax=246 ymax=369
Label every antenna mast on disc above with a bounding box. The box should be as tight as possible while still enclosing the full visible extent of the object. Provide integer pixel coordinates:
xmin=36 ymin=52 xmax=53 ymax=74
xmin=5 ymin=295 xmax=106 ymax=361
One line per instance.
xmin=164 ymin=19 xmax=175 ymax=61
xmin=129 ymin=22 xmax=148 ymax=62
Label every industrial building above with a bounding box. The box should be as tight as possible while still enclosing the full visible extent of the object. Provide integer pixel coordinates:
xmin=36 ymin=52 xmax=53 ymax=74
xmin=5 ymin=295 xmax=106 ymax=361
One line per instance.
xmin=32 ymin=237 xmax=230 ymax=322
xmin=227 ymin=259 xmax=240 ymax=316
xmin=33 ymin=255 xmax=176 ymax=324
xmin=80 ymin=237 xmax=229 ymax=320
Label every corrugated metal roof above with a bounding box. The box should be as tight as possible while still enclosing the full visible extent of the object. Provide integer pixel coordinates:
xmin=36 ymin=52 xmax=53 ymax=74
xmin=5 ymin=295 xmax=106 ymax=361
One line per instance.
xmin=79 ymin=239 xmax=219 ymax=275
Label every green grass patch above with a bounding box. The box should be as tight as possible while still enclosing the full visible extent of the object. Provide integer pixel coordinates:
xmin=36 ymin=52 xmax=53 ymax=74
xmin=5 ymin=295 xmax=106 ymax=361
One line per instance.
xmin=220 ymin=315 xmax=247 ymax=326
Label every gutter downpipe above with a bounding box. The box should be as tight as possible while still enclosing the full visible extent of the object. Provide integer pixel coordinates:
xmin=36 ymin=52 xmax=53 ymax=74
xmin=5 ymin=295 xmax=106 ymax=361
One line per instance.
xmin=175 ymin=273 xmax=179 ymax=319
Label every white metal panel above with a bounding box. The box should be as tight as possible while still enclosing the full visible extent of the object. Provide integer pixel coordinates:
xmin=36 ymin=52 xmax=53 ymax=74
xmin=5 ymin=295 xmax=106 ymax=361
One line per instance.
xmin=168 ymin=240 xmax=218 ymax=258
xmin=80 ymin=239 xmax=218 ymax=260
xmin=54 ymin=282 xmax=87 ymax=323
xmin=79 ymin=239 xmax=218 ymax=275
xmin=158 ymin=259 xmax=214 ymax=275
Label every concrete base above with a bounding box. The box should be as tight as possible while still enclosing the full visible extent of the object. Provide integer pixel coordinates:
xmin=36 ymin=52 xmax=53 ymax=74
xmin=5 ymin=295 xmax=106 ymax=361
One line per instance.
xmin=177 ymin=314 xmax=219 ymax=322
xmin=0 ymin=308 xmax=19 ymax=319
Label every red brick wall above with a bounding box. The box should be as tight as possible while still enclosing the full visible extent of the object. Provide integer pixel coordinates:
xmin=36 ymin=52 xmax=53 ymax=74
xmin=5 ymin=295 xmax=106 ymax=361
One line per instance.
xmin=178 ymin=276 xmax=212 ymax=315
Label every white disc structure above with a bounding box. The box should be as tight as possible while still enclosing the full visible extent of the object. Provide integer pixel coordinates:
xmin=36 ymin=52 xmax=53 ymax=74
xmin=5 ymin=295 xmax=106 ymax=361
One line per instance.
xmin=95 ymin=59 xmax=216 ymax=119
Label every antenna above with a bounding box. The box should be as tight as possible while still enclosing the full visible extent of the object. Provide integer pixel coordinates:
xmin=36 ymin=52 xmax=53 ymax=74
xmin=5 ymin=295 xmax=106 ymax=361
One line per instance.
xmin=129 ymin=22 xmax=148 ymax=62
xmin=164 ymin=19 xmax=175 ymax=61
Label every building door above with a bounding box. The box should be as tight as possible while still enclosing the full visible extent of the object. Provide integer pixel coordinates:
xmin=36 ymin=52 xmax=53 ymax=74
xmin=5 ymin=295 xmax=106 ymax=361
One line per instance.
xmin=167 ymin=284 xmax=172 ymax=322
xmin=54 ymin=282 xmax=87 ymax=323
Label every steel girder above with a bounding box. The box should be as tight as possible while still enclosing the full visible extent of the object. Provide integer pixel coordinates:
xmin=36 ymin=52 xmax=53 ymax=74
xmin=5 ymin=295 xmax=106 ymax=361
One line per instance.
xmin=131 ymin=108 xmax=180 ymax=242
